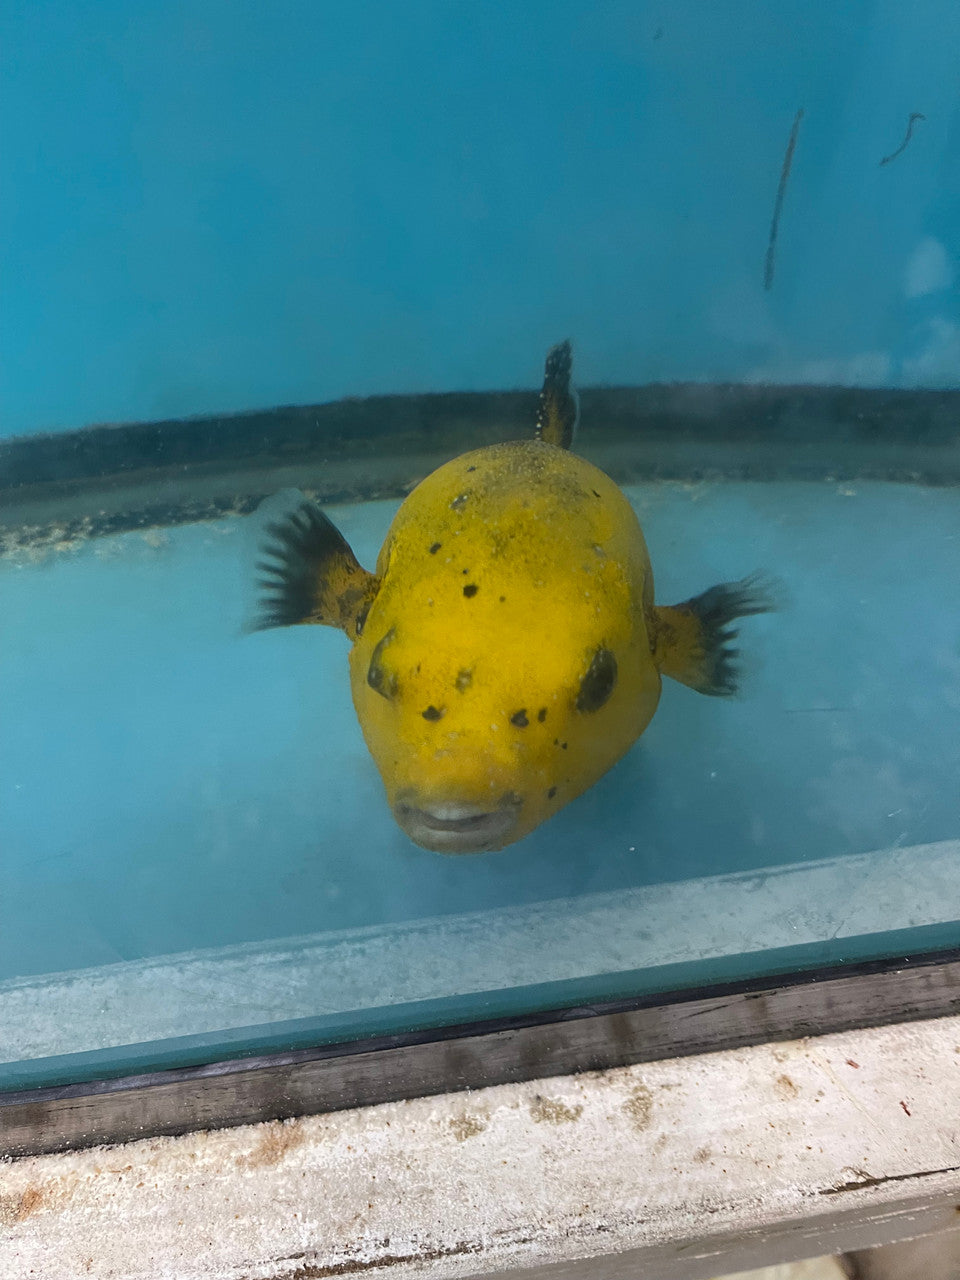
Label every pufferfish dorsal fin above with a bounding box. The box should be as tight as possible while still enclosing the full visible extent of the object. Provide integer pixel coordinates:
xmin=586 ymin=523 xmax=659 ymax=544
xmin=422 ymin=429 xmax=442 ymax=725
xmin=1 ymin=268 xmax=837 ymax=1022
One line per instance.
xmin=535 ymin=339 xmax=579 ymax=450
xmin=255 ymin=500 xmax=379 ymax=640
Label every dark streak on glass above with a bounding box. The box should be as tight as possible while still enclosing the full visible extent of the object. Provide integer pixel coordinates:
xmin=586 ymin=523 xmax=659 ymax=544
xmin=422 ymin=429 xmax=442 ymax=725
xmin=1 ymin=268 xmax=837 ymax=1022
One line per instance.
xmin=764 ymin=108 xmax=804 ymax=292
xmin=879 ymin=112 xmax=926 ymax=167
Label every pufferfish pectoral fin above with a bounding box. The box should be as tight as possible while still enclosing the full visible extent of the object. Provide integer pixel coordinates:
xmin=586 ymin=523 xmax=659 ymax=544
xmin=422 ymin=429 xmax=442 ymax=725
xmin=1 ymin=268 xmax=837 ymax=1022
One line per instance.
xmin=535 ymin=339 xmax=580 ymax=450
xmin=651 ymin=573 xmax=774 ymax=696
xmin=255 ymin=500 xmax=379 ymax=640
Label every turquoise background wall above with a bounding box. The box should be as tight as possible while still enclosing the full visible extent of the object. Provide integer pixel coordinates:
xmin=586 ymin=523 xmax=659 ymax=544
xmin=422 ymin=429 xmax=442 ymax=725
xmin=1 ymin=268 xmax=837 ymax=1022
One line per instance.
xmin=3 ymin=0 xmax=960 ymax=438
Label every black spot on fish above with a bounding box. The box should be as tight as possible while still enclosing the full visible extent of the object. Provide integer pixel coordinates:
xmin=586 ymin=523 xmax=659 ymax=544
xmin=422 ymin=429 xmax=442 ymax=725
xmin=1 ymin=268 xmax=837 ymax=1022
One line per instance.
xmin=537 ymin=708 xmax=547 ymax=722
xmin=510 ymin=709 xmax=529 ymax=728
xmin=592 ymin=489 xmax=601 ymax=498
xmin=429 ymin=542 xmax=442 ymax=554
xmin=561 ymin=741 xmax=568 ymax=749
xmin=422 ymin=705 xmax=444 ymax=721
xmin=450 ymin=493 xmax=470 ymax=511
xmin=499 ymin=595 xmax=506 ymax=603
xmin=547 ymin=786 xmax=557 ymax=799
xmin=466 ymin=465 xmax=477 ymax=472
xmin=463 ymin=583 xmax=478 ymax=598
xmin=462 ymin=567 xmax=469 ymax=574
xmin=455 ymin=669 xmax=473 ymax=692
xmin=367 ymin=630 xmax=397 ymax=699
xmin=576 ymin=647 xmax=618 ymax=713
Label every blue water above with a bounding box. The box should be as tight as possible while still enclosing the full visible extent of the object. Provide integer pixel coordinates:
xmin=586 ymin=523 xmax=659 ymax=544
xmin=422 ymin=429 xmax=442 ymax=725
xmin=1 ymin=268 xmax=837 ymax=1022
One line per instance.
xmin=3 ymin=0 xmax=960 ymax=1087
xmin=3 ymin=0 xmax=960 ymax=435
xmin=3 ymin=479 xmax=957 ymax=984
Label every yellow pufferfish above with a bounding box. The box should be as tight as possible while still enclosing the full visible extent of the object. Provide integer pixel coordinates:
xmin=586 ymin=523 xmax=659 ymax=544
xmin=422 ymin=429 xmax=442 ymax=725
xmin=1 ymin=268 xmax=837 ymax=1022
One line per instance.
xmin=257 ymin=343 xmax=769 ymax=854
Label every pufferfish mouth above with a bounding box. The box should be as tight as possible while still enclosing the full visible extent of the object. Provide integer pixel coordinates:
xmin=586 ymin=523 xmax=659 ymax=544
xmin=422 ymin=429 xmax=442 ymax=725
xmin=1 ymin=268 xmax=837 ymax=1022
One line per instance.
xmin=393 ymin=797 xmax=523 ymax=854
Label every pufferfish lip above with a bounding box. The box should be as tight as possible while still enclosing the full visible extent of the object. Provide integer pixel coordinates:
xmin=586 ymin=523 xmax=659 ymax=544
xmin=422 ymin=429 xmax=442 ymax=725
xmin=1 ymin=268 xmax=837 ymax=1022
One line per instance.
xmin=393 ymin=797 xmax=522 ymax=855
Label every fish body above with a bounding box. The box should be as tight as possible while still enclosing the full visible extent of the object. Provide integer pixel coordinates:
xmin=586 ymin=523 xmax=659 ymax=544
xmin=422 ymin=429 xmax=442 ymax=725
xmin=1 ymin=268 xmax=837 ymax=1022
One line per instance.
xmin=350 ymin=438 xmax=660 ymax=851
xmin=257 ymin=343 xmax=769 ymax=854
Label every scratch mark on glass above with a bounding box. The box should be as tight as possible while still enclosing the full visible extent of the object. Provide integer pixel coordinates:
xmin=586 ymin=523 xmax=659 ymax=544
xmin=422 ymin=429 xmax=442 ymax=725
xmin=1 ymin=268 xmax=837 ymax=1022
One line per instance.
xmin=879 ymin=112 xmax=926 ymax=166
xmin=764 ymin=109 xmax=804 ymax=291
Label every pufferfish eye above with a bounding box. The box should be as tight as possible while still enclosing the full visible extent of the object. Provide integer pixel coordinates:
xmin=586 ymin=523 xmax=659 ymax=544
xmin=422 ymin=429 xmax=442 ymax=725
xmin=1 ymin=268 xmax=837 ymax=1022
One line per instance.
xmin=576 ymin=647 xmax=618 ymax=712
xmin=367 ymin=629 xmax=398 ymax=699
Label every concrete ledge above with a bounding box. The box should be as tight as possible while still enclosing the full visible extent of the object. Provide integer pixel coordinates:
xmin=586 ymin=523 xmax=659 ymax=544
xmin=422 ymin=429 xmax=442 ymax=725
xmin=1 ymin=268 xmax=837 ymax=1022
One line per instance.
xmin=4 ymin=1016 xmax=960 ymax=1280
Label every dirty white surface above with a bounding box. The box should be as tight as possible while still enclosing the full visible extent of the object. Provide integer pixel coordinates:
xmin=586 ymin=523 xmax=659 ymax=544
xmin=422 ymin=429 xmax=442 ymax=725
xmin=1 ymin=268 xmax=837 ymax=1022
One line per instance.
xmin=4 ymin=1016 xmax=960 ymax=1280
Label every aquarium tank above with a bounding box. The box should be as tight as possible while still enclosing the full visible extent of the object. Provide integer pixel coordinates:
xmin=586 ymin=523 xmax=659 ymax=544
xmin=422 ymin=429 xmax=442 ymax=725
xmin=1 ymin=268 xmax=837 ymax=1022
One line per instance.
xmin=1 ymin=0 xmax=958 ymax=1148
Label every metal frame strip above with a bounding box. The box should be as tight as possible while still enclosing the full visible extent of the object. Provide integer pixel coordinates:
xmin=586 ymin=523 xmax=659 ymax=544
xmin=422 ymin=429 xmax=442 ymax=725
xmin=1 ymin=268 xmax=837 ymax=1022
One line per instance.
xmin=4 ymin=949 xmax=960 ymax=1158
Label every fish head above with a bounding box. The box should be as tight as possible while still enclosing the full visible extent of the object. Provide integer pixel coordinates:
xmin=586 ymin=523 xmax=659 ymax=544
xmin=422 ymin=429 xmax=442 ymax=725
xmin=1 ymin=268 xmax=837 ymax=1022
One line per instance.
xmin=349 ymin=581 xmax=657 ymax=854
